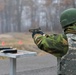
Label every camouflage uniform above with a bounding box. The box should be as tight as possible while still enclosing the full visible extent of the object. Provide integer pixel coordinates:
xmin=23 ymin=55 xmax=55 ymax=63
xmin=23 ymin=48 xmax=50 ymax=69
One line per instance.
xmin=32 ymin=31 xmax=68 ymax=58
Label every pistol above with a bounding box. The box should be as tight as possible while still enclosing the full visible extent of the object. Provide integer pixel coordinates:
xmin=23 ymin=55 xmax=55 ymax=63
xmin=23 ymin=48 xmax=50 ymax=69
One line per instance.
xmin=29 ymin=27 xmax=41 ymax=33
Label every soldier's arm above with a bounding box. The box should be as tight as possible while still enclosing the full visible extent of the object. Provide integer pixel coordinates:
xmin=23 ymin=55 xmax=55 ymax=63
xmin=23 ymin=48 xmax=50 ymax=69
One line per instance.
xmin=29 ymin=28 xmax=68 ymax=57
xmin=29 ymin=27 xmax=53 ymax=50
xmin=29 ymin=27 xmax=50 ymax=47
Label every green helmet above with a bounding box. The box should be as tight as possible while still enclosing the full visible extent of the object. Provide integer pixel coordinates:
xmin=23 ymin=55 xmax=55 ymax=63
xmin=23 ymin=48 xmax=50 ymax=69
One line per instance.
xmin=60 ymin=8 xmax=76 ymax=28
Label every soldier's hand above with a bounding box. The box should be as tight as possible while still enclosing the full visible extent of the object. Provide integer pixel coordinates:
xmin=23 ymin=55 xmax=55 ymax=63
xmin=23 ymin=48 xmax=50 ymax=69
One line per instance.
xmin=29 ymin=27 xmax=44 ymax=37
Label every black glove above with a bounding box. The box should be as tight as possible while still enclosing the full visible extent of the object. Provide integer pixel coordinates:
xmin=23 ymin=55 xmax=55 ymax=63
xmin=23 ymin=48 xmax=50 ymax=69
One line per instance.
xmin=32 ymin=30 xmax=44 ymax=38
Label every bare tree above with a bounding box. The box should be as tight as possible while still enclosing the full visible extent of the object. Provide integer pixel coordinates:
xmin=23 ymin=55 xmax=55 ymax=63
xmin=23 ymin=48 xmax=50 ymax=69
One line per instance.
xmin=72 ymin=0 xmax=76 ymax=8
xmin=15 ymin=0 xmax=23 ymax=32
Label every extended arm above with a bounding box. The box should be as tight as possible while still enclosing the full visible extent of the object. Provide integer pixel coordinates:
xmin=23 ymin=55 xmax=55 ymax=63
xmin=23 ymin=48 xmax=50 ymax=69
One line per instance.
xmin=29 ymin=28 xmax=68 ymax=58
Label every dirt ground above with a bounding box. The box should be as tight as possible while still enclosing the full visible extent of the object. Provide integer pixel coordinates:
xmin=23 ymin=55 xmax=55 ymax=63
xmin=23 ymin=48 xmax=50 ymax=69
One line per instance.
xmin=0 ymin=32 xmax=48 ymax=59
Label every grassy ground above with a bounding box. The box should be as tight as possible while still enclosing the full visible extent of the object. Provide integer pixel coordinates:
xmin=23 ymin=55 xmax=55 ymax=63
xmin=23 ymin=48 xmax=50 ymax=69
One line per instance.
xmin=0 ymin=32 xmax=48 ymax=59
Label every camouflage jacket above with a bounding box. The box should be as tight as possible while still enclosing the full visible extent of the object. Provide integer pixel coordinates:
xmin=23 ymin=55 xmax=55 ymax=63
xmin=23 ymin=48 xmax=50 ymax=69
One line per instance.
xmin=33 ymin=33 xmax=68 ymax=58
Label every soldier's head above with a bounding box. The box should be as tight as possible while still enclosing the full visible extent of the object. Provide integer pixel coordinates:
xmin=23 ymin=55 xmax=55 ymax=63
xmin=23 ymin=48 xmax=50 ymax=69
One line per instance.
xmin=60 ymin=8 xmax=76 ymax=34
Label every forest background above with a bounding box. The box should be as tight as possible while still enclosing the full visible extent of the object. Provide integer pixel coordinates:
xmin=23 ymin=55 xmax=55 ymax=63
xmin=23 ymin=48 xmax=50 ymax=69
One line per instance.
xmin=0 ymin=0 xmax=75 ymax=57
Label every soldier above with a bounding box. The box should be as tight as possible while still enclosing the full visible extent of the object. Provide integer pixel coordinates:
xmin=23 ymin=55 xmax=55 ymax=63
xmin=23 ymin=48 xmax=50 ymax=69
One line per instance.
xmin=29 ymin=8 xmax=76 ymax=75
xmin=29 ymin=8 xmax=76 ymax=58
xmin=60 ymin=8 xmax=76 ymax=75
